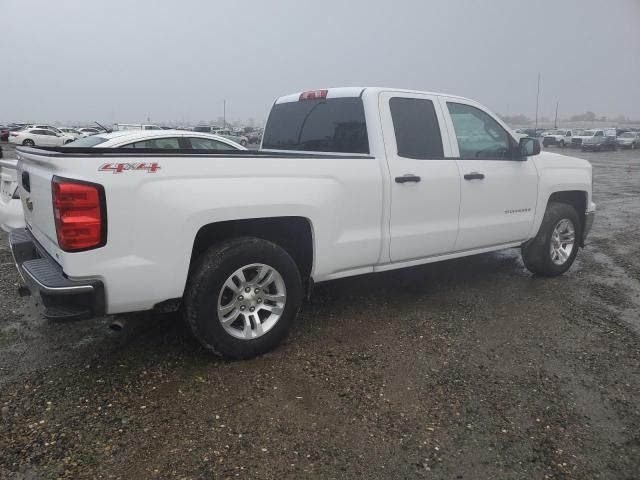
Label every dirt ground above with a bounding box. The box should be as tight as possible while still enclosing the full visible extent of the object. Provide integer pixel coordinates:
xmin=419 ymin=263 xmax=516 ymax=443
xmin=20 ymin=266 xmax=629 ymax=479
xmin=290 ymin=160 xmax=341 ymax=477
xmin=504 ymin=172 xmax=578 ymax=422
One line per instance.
xmin=0 ymin=142 xmax=639 ymax=479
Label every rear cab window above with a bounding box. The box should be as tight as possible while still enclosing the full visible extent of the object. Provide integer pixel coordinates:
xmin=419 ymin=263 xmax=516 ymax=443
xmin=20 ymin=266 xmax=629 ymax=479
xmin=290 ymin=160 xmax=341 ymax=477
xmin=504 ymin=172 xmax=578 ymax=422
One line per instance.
xmin=389 ymin=97 xmax=444 ymax=159
xmin=262 ymin=95 xmax=369 ymax=154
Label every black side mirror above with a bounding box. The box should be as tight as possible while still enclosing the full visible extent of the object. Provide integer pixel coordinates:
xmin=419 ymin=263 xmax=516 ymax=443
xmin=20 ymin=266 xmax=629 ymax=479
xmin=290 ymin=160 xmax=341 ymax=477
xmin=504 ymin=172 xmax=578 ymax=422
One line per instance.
xmin=517 ymin=137 xmax=540 ymax=159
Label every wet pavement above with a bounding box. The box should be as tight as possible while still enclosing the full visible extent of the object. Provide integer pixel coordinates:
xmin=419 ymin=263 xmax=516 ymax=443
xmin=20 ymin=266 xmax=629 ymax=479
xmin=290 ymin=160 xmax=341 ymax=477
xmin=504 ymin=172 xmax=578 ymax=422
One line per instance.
xmin=0 ymin=142 xmax=639 ymax=479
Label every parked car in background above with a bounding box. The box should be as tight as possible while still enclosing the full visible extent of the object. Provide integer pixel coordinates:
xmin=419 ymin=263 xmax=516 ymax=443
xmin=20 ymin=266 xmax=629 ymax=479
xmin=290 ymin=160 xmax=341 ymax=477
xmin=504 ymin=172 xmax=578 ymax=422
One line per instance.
xmin=113 ymin=123 xmax=162 ymax=131
xmin=192 ymin=125 xmax=223 ymax=134
xmin=617 ymin=131 xmax=639 ymax=149
xmin=215 ymin=129 xmax=249 ymax=146
xmin=67 ymin=129 xmax=247 ymax=150
xmin=58 ymin=127 xmax=83 ymax=139
xmin=542 ymin=129 xmax=574 ymax=147
xmin=580 ymin=129 xmax=618 ymax=151
xmin=9 ymin=127 xmax=74 ymax=147
xmin=77 ymin=127 xmax=101 ymax=137
xmin=246 ymin=130 xmax=263 ymax=144
xmin=0 ymin=130 xmax=247 ymax=232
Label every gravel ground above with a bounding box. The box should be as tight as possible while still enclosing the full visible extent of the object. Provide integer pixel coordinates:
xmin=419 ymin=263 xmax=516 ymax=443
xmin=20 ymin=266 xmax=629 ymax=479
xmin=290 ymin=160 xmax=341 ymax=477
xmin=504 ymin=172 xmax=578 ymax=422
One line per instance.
xmin=0 ymin=142 xmax=639 ymax=479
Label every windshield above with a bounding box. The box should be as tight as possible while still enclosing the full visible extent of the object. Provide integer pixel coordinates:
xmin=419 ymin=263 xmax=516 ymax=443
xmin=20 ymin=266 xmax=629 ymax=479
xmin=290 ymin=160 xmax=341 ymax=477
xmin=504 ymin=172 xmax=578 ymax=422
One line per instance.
xmin=66 ymin=136 xmax=109 ymax=147
xmin=262 ymin=97 xmax=369 ymax=154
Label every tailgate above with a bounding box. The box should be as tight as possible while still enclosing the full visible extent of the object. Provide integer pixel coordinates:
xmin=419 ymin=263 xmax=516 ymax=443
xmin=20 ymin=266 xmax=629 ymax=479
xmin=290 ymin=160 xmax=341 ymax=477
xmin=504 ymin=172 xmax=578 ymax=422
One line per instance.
xmin=15 ymin=149 xmax=60 ymax=249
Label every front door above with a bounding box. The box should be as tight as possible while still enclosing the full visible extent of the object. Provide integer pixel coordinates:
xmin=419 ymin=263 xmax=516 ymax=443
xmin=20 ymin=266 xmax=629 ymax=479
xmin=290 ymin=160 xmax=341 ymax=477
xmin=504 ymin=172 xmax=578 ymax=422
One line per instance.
xmin=380 ymin=92 xmax=461 ymax=262
xmin=439 ymin=97 xmax=538 ymax=251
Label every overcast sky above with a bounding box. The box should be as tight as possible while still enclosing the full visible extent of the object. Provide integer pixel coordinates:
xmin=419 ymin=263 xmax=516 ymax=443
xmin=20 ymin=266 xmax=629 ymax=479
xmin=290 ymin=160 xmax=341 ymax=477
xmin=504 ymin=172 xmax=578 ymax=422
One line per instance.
xmin=3 ymin=0 xmax=639 ymax=125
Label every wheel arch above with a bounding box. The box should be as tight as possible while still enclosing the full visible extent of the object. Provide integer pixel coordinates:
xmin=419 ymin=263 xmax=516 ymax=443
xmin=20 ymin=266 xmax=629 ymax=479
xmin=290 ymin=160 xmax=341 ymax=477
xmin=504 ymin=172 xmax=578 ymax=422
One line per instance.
xmin=189 ymin=216 xmax=315 ymax=281
xmin=543 ymin=190 xmax=588 ymax=246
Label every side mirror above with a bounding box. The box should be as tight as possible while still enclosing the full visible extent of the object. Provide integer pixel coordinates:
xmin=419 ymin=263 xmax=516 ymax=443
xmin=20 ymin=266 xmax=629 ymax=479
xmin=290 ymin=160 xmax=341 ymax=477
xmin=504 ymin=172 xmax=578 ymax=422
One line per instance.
xmin=517 ymin=137 xmax=540 ymax=159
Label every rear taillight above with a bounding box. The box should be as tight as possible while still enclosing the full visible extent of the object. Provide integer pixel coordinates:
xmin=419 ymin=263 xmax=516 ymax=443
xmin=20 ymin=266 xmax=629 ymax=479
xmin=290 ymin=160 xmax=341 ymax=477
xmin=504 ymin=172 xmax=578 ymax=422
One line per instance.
xmin=52 ymin=177 xmax=106 ymax=251
xmin=299 ymin=89 xmax=328 ymax=101
xmin=10 ymin=132 xmax=18 ymax=136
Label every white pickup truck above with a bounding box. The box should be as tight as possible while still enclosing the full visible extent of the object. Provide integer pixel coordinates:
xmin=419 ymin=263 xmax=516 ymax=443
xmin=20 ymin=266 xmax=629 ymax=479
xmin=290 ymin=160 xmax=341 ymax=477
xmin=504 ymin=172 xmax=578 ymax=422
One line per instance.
xmin=10 ymin=87 xmax=595 ymax=359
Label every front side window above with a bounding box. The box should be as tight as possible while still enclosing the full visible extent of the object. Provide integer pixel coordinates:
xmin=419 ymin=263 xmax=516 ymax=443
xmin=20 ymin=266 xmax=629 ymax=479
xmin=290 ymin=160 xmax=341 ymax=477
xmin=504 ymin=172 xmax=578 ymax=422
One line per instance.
xmin=126 ymin=137 xmax=181 ymax=149
xmin=188 ymin=137 xmax=236 ymax=150
xmin=447 ymin=102 xmax=511 ymax=159
xmin=389 ymin=97 xmax=444 ymax=159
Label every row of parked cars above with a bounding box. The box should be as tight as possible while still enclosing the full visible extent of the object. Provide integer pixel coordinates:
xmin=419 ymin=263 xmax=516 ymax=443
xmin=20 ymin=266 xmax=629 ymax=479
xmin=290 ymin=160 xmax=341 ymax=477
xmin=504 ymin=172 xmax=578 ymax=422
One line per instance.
xmin=515 ymin=127 xmax=640 ymax=152
xmin=0 ymin=128 xmax=249 ymax=230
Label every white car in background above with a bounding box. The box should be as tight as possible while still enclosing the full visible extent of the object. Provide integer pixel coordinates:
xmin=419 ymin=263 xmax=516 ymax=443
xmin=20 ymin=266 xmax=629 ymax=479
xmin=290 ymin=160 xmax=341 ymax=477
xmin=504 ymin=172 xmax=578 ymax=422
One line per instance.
xmin=617 ymin=131 xmax=639 ymax=149
xmin=67 ymin=129 xmax=248 ymax=149
xmin=8 ymin=127 xmax=74 ymax=147
xmin=214 ymin=129 xmax=249 ymax=147
xmin=58 ymin=127 xmax=83 ymax=139
xmin=77 ymin=127 xmax=102 ymax=137
xmin=0 ymin=130 xmax=246 ymax=232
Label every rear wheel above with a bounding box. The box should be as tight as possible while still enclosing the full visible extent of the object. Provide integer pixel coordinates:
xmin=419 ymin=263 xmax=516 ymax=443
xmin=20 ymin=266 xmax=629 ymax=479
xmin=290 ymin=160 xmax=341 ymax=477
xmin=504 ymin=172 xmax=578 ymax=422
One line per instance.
xmin=521 ymin=202 xmax=581 ymax=276
xmin=22 ymin=139 xmax=35 ymax=146
xmin=184 ymin=237 xmax=303 ymax=359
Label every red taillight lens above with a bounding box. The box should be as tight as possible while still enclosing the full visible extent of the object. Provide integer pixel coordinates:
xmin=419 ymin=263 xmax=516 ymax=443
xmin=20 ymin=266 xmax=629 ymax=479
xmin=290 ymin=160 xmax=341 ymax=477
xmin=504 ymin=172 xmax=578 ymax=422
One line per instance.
xmin=299 ymin=89 xmax=328 ymax=101
xmin=52 ymin=177 xmax=105 ymax=251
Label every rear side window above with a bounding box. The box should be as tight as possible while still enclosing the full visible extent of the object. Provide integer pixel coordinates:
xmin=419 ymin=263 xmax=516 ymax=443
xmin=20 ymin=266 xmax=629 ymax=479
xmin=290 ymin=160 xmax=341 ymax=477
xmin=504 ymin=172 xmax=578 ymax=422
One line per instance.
xmin=262 ymin=97 xmax=369 ymax=154
xmin=188 ymin=137 xmax=237 ymax=150
xmin=389 ymin=97 xmax=444 ymax=159
xmin=126 ymin=137 xmax=180 ymax=149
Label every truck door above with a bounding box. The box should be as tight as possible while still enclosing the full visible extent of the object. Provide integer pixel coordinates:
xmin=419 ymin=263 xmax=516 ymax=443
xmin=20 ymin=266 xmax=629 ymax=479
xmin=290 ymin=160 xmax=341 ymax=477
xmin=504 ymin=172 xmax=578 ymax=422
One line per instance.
xmin=379 ymin=92 xmax=461 ymax=262
xmin=439 ymin=96 xmax=538 ymax=251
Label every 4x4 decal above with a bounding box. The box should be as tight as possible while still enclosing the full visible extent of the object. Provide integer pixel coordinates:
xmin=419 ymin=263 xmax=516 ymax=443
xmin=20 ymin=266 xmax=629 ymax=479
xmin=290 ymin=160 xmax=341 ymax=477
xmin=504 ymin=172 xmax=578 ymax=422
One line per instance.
xmin=99 ymin=162 xmax=161 ymax=174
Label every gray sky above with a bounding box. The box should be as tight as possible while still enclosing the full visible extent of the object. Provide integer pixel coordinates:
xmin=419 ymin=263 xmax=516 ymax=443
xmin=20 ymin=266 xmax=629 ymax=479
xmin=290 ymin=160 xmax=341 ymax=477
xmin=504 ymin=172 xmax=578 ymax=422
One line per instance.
xmin=3 ymin=0 xmax=639 ymax=125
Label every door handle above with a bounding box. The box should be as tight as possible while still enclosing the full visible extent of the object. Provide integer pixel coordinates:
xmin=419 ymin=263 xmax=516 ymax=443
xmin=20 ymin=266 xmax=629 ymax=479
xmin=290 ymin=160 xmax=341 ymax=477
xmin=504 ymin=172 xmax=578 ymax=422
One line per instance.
xmin=463 ymin=172 xmax=485 ymax=180
xmin=395 ymin=174 xmax=421 ymax=184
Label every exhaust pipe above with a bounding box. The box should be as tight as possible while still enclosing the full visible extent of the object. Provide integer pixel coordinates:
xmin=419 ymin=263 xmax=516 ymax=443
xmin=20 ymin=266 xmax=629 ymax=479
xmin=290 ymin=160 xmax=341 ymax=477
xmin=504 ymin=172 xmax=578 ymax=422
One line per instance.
xmin=108 ymin=317 xmax=126 ymax=332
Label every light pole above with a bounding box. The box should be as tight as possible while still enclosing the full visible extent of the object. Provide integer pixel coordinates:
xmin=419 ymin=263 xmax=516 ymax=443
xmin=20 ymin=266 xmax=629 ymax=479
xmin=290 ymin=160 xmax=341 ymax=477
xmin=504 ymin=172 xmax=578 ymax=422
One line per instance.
xmin=534 ymin=73 xmax=540 ymax=132
xmin=223 ymin=100 xmax=226 ymax=130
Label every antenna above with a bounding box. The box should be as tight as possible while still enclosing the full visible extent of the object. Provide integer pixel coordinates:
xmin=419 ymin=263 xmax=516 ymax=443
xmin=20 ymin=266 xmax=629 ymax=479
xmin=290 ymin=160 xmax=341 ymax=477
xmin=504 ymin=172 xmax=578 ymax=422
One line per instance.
xmin=535 ymin=73 xmax=541 ymax=133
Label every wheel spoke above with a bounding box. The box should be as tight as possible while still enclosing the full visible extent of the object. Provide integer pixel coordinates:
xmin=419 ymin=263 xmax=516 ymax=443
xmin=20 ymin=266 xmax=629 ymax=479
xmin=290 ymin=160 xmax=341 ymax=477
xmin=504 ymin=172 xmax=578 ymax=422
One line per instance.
xmin=243 ymin=315 xmax=253 ymax=338
xmin=258 ymin=270 xmax=275 ymax=287
xmin=253 ymin=265 xmax=269 ymax=284
xmin=260 ymin=304 xmax=283 ymax=316
xmin=221 ymin=309 xmax=241 ymax=325
xmin=251 ymin=315 xmax=263 ymax=336
xmin=219 ymin=302 xmax=237 ymax=316
xmin=557 ymin=247 xmax=569 ymax=263
xmin=224 ymin=278 xmax=240 ymax=293
xmin=263 ymin=292 xmax=285 ymax=302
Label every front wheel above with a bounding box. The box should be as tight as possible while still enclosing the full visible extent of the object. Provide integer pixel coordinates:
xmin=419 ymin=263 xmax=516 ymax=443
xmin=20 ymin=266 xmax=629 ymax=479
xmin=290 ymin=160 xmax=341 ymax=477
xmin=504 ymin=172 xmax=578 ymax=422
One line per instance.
xmin=184 ymin=237 xmax=303 ymax=359
xmin=521 ymin=202 xmax=581 ymax=276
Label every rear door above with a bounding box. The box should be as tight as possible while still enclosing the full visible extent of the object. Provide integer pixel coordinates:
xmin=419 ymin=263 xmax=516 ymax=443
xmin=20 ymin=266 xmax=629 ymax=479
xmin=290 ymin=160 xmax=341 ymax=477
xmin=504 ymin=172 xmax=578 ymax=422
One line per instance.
xmin=380 ymin=92 xmax=461 ymax=262
xmin=439 ymin=97 xmax=538 ymax=251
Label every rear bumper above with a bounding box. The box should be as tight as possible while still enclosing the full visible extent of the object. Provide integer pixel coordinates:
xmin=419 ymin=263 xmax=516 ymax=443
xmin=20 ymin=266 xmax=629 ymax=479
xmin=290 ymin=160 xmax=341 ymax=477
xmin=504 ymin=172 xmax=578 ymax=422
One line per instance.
xmin=9 ymin=228 xmax=105 ymax=320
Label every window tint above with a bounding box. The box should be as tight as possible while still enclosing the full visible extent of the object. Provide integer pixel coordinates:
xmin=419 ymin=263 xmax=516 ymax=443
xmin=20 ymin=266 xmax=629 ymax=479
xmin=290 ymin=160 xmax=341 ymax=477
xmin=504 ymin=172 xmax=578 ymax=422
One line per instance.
xmin=389 ymin=97 xmax=444 ymax=159
xmin=31 ymin=130 xmax=46 ymax=135
xmin=447 ymin=102 xmax=511 ymax=159
xmin=189 ymin=137 xmax=237 ymax=150
xmin=127 ymin=137 xmax=181 ymax=149
xmin=262 ymin=97 xmax=369 ymax=154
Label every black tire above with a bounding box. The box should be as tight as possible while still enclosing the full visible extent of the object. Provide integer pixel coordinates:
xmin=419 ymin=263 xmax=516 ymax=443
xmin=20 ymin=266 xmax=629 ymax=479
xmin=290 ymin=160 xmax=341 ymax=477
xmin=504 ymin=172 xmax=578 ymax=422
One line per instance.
xmin=22 ymin=139 xmax=35 ymax=146
xmin=184 ymin=237 xmax=303 ymax=359
xmin=521 ymin=202 xmax=582 ymax=277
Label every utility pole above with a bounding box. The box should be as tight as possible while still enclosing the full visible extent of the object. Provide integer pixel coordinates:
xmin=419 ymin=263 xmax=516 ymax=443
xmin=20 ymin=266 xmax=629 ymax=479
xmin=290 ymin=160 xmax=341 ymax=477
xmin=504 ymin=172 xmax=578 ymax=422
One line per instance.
xmin=554 ymin=101 xmax=559 ymax=129
xmin=534 ymin=73 xmax=541 ymax=132
xmin=223 ymin=100 xmax=226 ymax=130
